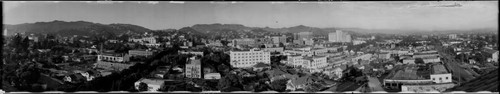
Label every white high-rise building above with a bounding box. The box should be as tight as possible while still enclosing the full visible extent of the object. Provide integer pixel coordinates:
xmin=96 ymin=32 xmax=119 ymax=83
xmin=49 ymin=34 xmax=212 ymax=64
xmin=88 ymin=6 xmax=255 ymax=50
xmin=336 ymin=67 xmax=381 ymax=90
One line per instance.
xmin=230 ymin=48 xmax=271 ymax=68
xmin=336 ymin=30 xmax=344 ymax=42
xmin=448 ymin=34 xmax=457 ymax=39
xmin=329 ymin=30 xmax=352 ymax=43
xmin=328 ymin=32 xmax=337 ymax=42
xmin=346 ymin=34 xmax=352 ymax=43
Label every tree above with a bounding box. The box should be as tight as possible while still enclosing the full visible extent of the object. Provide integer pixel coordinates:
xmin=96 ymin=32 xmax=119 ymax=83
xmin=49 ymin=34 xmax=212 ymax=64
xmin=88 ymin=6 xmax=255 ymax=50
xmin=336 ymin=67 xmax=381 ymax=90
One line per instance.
xmin=415 ymin=58 xmax=425 ymax=64
xmin=269 ymin=78 xmax=288 ymax=92
xmin=138 ymin=82 xmax=148 ymax=91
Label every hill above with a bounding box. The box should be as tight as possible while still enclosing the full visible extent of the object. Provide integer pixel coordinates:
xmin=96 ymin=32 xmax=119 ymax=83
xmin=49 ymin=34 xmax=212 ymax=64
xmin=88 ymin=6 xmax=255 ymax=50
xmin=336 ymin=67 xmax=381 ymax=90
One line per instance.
xmin=190 ymin=23 xmax=253 ymax=33
xmin=3 ymin=20 xmax=153 ymax=37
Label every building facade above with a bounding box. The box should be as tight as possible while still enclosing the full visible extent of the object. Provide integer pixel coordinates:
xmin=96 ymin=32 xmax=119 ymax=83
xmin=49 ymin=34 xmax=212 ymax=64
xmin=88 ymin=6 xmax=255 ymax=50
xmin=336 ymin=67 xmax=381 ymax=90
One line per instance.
xmin=232 ymin=38 xmax=256 ymax=46
xmin=185 ymin=57 xmax=202 ymax=78
xmin=230 ymin=49 xmax=271 ymax=68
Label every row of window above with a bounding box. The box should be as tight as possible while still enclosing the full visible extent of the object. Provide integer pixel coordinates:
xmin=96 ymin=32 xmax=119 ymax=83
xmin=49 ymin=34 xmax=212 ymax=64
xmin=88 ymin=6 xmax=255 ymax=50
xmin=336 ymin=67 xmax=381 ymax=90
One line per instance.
xmin=234 ymin=61 xmax=267 ymax=66
xmin=432 ymin=77 xmax=449 ymax=80
xmin=232 ymin=56 xmax=270 ymax=59
xmin=232 ymin=52 xmax=269 ymax=56
xmin=100 ymin=56 xmax=124 ymax=61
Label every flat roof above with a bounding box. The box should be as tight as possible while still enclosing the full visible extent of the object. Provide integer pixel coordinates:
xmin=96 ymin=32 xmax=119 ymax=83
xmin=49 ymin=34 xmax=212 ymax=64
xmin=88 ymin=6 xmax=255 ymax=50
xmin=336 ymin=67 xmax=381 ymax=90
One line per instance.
xmin=432 ymin=64 xmax=449 ymax=74
xmin=387 ymin=64 xmax=428 ymax=80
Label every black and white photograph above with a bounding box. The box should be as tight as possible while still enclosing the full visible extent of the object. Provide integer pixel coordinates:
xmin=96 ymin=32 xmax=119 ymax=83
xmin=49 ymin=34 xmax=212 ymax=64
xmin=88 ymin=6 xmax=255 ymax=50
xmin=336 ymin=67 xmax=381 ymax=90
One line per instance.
xmin=2 ymin=1 xmax=498 ymax=93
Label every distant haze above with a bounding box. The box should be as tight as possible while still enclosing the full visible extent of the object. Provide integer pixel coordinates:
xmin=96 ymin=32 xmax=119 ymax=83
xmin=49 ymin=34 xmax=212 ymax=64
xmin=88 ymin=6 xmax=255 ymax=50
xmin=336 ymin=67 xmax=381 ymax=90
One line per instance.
xmin=4 ymin=1 xmax=498 ymax=32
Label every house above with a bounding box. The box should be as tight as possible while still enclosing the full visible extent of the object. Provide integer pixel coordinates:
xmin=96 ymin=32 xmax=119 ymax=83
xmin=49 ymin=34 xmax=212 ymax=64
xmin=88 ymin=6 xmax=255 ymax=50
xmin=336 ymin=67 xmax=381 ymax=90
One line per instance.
xmin=267 ymin=69 xmax=288 ymax=81
xmin=323 ymin=65 xmax=347 ymax=80
xmin=286 ymin=75 xmax=313 ymax=91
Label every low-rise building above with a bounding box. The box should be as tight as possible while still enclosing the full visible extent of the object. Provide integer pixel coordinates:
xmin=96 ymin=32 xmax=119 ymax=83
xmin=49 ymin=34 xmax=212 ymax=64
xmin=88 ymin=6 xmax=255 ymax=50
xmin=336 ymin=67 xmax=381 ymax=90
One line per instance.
xmin=97 ymin=53 xmax=130 ymax=63
xmin=129 ymin=49 xmax=154 ymax=57
xmin=93 ymin=61 xmax=134 ymax=71
xmin=179 ymin=51 xmax=204 ymax=56
xmin=232 ymin=38 xmax=256 ymax=46
xmin=129 ymin=37 xmax=157 ymax=44
xmin=286 ymin=55 xmax=328 ymax=73
xmin=430 ymin=64 xmax=452 ymax=83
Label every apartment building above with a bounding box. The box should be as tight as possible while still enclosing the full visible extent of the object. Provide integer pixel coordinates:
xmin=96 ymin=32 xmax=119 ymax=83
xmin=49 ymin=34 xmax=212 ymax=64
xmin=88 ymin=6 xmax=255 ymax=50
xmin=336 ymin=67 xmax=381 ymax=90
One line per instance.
xmin=230 ymin=49 xmax=271 ymax=68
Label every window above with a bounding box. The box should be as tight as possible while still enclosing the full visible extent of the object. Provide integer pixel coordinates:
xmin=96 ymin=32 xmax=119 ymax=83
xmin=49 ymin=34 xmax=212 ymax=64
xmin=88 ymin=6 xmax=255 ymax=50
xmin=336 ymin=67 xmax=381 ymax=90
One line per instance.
xmin=433 ymin=78 xmax=435 ymax=80
xmin=446 ymin=77 xmax=448 ymax=79
xmin=439 ymin=78 xmax=442 ymax=80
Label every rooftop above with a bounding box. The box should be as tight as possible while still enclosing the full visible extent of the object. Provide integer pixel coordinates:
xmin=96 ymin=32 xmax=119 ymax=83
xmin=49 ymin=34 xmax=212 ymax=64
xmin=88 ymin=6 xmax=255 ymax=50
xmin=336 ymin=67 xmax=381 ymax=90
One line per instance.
xmin=432 ymin=64 xmax=449 ymax=74
xmin=302 ymin=56 xmax=326 ymax=61
xmin=386 ymin=64 xmax=429 ymax=80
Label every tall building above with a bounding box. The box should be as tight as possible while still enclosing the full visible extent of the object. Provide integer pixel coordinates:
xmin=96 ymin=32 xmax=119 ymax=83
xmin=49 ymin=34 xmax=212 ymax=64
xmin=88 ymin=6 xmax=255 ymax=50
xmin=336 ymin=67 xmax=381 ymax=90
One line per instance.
xmin=185 ymin=56 xmax=201 ymax=78
xmin=271 ymin=35 xmax=287 ymax=44
xmin=294 ymin=32 xmax=313 ymax=40
xmin=448 ymin=34 xmax=457 ymax=39
xmin=329 ymin=30 xmax=351 ymax=43
xmin=230 ymin=48 xmax=271 ymax=68
xmin=232 ymin=38 xmax=256 ymax=46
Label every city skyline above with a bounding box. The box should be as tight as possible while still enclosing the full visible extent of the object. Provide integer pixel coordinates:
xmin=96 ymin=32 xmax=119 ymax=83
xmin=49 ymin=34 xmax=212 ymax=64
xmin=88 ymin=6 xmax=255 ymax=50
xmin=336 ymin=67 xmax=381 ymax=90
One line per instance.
xmin=4 ymin=1 xmax=498 ymax=32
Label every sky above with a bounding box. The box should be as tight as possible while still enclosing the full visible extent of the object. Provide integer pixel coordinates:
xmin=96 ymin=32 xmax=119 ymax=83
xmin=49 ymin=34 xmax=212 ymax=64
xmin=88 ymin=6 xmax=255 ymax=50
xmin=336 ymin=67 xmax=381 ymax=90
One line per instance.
xmin=3 ymin=1 xmax=498 ymax=31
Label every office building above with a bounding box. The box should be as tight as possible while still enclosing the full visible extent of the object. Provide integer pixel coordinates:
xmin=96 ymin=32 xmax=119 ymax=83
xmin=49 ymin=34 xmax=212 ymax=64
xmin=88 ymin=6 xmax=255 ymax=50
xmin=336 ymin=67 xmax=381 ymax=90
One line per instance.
xmin=230 ymin=48 xmax=271 ymax=68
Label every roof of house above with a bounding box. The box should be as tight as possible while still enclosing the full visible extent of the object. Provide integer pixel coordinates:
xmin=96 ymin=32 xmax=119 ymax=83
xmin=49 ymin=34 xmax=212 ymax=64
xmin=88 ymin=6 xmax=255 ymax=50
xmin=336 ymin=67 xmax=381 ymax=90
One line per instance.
xmin=386 ymin=65 xmax=427 ymax=80
xmin=292 ymin=75 xmax=312 ymax=86
xmin=253 ymin=62 xmax=269 ymax=68
xmin=446 ymin=69 xmax=498 ymax=92
xmin=483 ymin=48 xmax=499 ymax=54
xmin=266 ymin=69 xmax=287 ymax=77
xmin=432 ymin=64 xmax=449 ymax=74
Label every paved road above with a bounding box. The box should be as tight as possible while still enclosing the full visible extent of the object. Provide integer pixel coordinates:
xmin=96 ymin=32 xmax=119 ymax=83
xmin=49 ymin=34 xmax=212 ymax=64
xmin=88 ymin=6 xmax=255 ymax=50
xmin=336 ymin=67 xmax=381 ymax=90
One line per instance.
xmin=367 ymin=76 xmax=385 ymax=91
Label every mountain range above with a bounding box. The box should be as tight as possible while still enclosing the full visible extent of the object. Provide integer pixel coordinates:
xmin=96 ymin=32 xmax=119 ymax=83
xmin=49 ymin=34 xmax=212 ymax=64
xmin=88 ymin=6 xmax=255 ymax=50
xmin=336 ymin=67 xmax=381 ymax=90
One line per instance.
xmin=3 ymin=20 xmax=497 ymax=37
xmin=3 ymin=20 xmax=153 ymax=37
